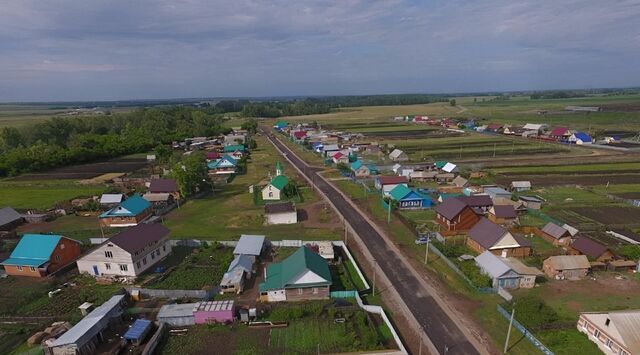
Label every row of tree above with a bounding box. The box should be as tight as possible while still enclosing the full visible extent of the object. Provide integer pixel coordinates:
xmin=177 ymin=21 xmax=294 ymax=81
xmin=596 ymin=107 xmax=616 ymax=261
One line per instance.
xmin=0 ymin=107 xmax=229 ymax=177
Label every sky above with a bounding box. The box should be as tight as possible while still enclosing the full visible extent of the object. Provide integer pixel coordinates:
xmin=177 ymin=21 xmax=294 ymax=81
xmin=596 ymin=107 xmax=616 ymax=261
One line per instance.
xmin=1 ymin=0 xmax=640 ymax=101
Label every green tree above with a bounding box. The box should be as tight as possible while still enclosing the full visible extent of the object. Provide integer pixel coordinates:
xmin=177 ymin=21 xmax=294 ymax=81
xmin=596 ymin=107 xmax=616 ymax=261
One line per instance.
xmin=241 ymin=118 xmax=258 ymax=134
xmin=449 ymin=99 xmax=456 ymax=106
xmin=154 ymin=144 xmax=172 ymax=164
xmin=171 ymin=151 xmax=208 ymax=197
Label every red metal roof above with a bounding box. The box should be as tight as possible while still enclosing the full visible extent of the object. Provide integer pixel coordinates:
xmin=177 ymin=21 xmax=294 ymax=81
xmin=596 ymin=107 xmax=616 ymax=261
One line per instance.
xmin=293 ymin=131 xmax=307 ymax=139
xmin=377 ymin=176 xmax=408 ymax=185
xmin=550 ymin=127 xmax=569 ymax=136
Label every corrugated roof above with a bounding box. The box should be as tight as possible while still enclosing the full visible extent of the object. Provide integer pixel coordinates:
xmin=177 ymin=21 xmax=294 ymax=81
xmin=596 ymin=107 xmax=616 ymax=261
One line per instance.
xmin=442 ymin=162 xmax=457 ymax=173
xmin=158 ymin=303 xmax=198 ymax=319
xmin=99 ymin=194 xmax=123 ymax=204
xmin=582 ymin=310 xmax=640 ymax=353
xmin=1 ymin=234 xmax=64 ymax=267
xmin=469 ymin=218 xmax=509 ymax=249
xmin=510 ymin=181 xmax=531 ymax=188
xmin=196 ymin=300 xmax=234 ymax=312
xmin=389 ymin=149 xmax=405 ymax=159
xmin=142 ymin=193 xmax=171 ymax=202
xmin=518 ymin=196 xmax=543 ymax=203
xmin=377 ymin=176 xmax=408 ymax=185
xmin=259 ymin=246 xmax=331 ymax=291
xmin=233 ymin=235 xmax=265 ymax=256
xmin=269 ymin=175 xmax=289 ymax=190
xmin=149 ymin=179 xmax=178 ymax=193
xmin=573 ymin=132 xmax=592 ymax=142
xmin=389 ymin=184 xmax=413 ymax=201
xmin=544 ymin=255 xmax=590 ymax=270
xmin=475 ymin=251 xmax=511 ymax=279
xmin=108 ymin=224 xmax=170 ymax=254
xmin=223 ymin=144 xmax=245 ymax=152
xmin=571 ymin=236 xmax=610 ymax=258
xmin=52 ymin=294 xmax=125 ymax=346
xmin=459 ymin=195 xmax=493 ymax=207
xmin=550 ymin=127 xmax=569 ymax=136
xmin=123 ymin=319 xmax=152 ymax=341
xmin=452 ymin=176 xmax=468 ymax=187
xmin=0 ymin=207 xmax=22 ymax=227
xmin=490 ymin=205 xmax=517 ymax=218
xmin=502 ymin=258 xmax=543 ymax=276
xmin=100 ymin=195 xmax=150 ymax=218
xmin=435 ymin=198 xmax=468 ymax=220
xmin=541 ymin=222 xmax=569 ymax=239
xmin=562 ymin=224 xmax=579 ymax=237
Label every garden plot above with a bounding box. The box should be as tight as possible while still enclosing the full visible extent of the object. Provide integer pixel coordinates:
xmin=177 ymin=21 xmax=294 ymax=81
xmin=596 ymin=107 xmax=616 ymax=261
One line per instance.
xmin=10 ymin=157 xmax=148 ymax=180
xmin=568 ymin=206 xmax=640 ymax=226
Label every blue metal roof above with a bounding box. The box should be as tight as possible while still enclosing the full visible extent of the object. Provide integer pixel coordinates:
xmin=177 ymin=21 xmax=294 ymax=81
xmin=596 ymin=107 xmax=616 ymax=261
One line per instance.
xmin=123 ymin=319 xmax=152 ymax=341
xmin=1 ymin=234 xmax=61 ymax=267
xmin=573 ymin=132 xmax=592 ymax=142
xmin=100 ymin=195 xmax=150 ymax=218
xmin=207 ymin=155 xmax=237 ymax=169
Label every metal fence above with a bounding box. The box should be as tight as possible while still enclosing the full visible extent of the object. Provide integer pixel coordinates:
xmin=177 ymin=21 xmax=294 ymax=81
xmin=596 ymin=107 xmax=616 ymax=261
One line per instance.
xmin=125 ymin=287 xmax=217 ymax=300
xmin=496 ymin=304 xmax=554 ymax=355
xmin=330 ymin=290 xmax=358 ymax=298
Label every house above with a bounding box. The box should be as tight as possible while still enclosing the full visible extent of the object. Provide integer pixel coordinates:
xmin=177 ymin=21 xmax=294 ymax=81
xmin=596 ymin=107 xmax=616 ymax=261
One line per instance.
xmin=543 ymin=255 xmax=590 ymax=280
xmin=224 ymin=134 xmax=246 ymax=145
xmin=0 ymin=206 xmax=24 ymax=231
xmin=568 ymin=236 xmax=615 ymax=262
xmin=259 ymin=246 xmax=332 ymax=302
xmin=148 ymin=179 xmax=180 ymax=199
xmin=474 ymin=251 xmax=521 ymax=289
xmin=331 ymin=152 xmax=349 ymax=164
xmin=223 ymin=144 xmax=246 ymax=158
xmin=207 ymin=154 xmax=238 ymax=175
xmin=265 ymin=201 xmax=298 ymax=225
xmin=467 ymin=218 xmax=532 ymax=257
xmin=492 ymin=197 xmax=527 ymax=214
xmin=389 ymin=185 xmax=433 ymax=210
xmin=474 ymin=251 xmax=542 ymax=289
xmin=389 ymin=149 xmax=409 ymax=162
xmin=220 ymin=255 xmax=254 ymax=294
xmin=502 ymin=257 xmax=544 ymax=288
xmin=502 ymin=126 xmax=525 ymax=135
xmin=549 ymin=127 xmax=572 ymax=140
xmin=562 ymin=224 xmax=579 ymax=237
xmin=518 ymin=196 xmax=544 ymax=210
xmin=1 ymin=234 xmax=81 ymax=278
xmin=458 ymin=195 xmax=494 ymax=213
xmin=99 ymin=195 xmax=152 ymax=227
xmin=435 ymin=173 xmax=455 ymax=183
xmin=375 ymin=176 xmax=409 ymax=197
xmin=262 ymin=175 xmax=290 ymax=201
xmin=292 ymin=130 xmax=307 ymax=142
xmin=434 ymin=198 xmax=480 ymax=232
xmin=485 ymin=123 xmax=503 ymax=133
xmin=483 ymin=187 xmax=512 ymax=200
xmin=509 ymin=181 xmax=531 ymax=192
xmin=233 ymin=234 xmax=266 ymax=261
xmin=578 ymin=310 xmax=640 ymax=355
xmin=322 ymin=144 xmax=340 ymax=157
xmin=350 ymin=160 xmax=370 ymax=178
xmin=45 ymin=295 xmax=127 ymax=355
xmin=142 ymin=192 xmax=174 ymax=208
xmin=76 ymin=224 xmax=172 ymax=280
xmin=99 ymin=194 xmax=124 ymax=208
xmin=452 ymin=176 xmax=468 ymax=188
xmin=540 ymin=222 xmax=572 ymax=246
xmin=522 ymin=123 xmax=547 ymax=135
xmin=409 ymin=171 xmax=438 ymax=182
xmin=487 ymin=205 xmax=518 ymax=225
xmin=569 ymin=132 xmax=593 ymax=145
xmin=205 ymin=151 xmax=221 ymax=161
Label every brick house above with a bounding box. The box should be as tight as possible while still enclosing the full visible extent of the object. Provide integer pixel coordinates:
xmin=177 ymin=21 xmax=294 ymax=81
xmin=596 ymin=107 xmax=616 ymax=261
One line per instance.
xmin=1 ymin=234 xmax=81 ymax=277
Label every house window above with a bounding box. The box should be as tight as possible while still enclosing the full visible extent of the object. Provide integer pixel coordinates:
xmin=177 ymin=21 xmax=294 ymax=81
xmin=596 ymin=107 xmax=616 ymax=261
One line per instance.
xmin=60 ymin=244 xmax=65 ymax=250
xmin=136 ymin=262 xmax=141 ymax=269
xmin=593 ymin=329 xmax=600 ymax=338
xmin=119 ymin=264 xmax=128 ymax=272
xmin=30 ymin=267 xmax=36 ymax=272
xmin=143 ymin=257 xmax=147 ymax=265
xmin=312 ymin=287 xmax=318 ymax=294
xmin=105 ymin=251 xmax=113 ymax=258
xmin=297 ymin=289 xmax=303 ymax=295
xmin=17 ymin=266 xmax=23 ymax=271
xmin=269 ymin=192 xmax=273 ymax=198
xmin=163 ymin=245 xmax=166 ymax=252
xmin=105 ymin=263 xmax=111 ymax=270
xmin=605 ymin=339 xmax=612 ymax=349
xmin=151 ymin=251 xmax=155 ymax=260
xmin=156 ymin=248 xmax=160 ymax=255
xmin=55 ymin=255 xmax=61 ymax=262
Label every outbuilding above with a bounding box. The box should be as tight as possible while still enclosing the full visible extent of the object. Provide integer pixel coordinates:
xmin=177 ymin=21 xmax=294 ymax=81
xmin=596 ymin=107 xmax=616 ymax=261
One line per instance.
xmin=540 ymin=222 xmax=572 ymax=246
xmin=543 ymin=255 xmax=590 ymax=280
xmin=518 ymin=196 xmax=543 ymax=210
xmin=0 ymin=207 xmax=24 ymax=232
xmin=568 ymin=236 xmax=615 ymax=262
xmin=264 ymin=201 xmax=298 ymax=225
xmin=194 ymin=301 xmax=235 ymax=324
xmin=509 ymin=181 xmax=531 ymax=192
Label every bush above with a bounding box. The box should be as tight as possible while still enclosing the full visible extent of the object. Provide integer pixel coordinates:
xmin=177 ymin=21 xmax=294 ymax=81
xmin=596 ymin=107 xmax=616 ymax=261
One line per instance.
xmin=512 ymin=295 xmax=559 ymax=329
xmin=457 ymin=261 xmax=492 ymax=288
xmin=432 ymin=241 xmax=467 ymax=258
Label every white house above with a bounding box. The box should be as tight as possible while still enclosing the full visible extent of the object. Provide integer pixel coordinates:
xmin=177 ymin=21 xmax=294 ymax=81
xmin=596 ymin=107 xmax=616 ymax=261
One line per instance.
xmin=389 ymin=149 xmax=409 ymax=162
xmin=264 ymin=201 xmax=298 ymax=225
xmin=261 ymin=175 xmax=289 ymax=201
xmin=76 ymin=224 xmax=171 ymax=280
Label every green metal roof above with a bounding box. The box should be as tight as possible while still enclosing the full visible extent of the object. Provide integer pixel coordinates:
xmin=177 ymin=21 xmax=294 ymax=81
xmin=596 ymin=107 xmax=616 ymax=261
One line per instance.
xmin=389 ymin=184 xmax=413 ymax=201
xmin=259 ymin=246 xmax=332 ymax=292
xmin=270 ymin=175 xmax=289 ymax=190
xmin=434 ymin=161 xmax=448 ymax=169
xmin=223 ymin=144 xmax=245 ymax=153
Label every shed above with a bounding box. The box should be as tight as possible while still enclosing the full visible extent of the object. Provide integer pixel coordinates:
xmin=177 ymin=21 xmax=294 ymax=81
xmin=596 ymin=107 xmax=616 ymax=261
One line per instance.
xmin=157 ymin=303 xmax=197 ymax=326
xmin=518 ymin=196 xmax=543 ymax=210
xmin=568 ymin=236 xmax=614 ymax=262
xmin=467 ymin=218 xmax=531 ymax=258
xmin=233 ymin=235 xmax=266 ymax=259
xmin=540 ymin=222 xmax=572 ymax=245
xmin=452 ymin=176 xmax=468 ymax=188
xmin=483 ymin=187 xmax=512 ymax=200
xmin=123 ymin=319 xmax=152 ymax=345
xmin=99 ymin=194 xmax=123 ymax=206
xmin=194 ymin=300 xmax=235 ymax=324
xmin=0 ymin=206 xmax=24 ymax=231
xmin=543 ymin=255 xmax=590 ymax=280
xmin=442 ymin=162 xmax=458 ymax=173
xmin=509 ymin=181 xmax=531 ymax=192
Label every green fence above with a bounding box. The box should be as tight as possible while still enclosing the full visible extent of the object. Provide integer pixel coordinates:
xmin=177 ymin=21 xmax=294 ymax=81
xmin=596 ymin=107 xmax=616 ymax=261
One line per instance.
xmin=330 ymin=290 xmax=358 ymax=299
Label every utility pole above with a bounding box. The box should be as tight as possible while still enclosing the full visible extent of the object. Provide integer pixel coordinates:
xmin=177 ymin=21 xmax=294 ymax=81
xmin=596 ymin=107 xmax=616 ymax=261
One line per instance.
xmin=344 ymin=222 xmax=348 ymax=244
xmin=387 ymin=200 xmax=391 ymax=224
xmin=372 ymin=259 xmax=377 ymax=296
xmin=504 ymin=306 xmax=515 ymax=353
xmin=424 ymin=235 xmax=430 ymax=265
xmin=493 ymin=142 xmax=497 ymax=157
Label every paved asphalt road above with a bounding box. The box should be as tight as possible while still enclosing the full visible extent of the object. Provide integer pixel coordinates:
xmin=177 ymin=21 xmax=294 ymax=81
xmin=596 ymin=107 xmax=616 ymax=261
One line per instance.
xmin=262 ymin=129 xmax=480 ymax=355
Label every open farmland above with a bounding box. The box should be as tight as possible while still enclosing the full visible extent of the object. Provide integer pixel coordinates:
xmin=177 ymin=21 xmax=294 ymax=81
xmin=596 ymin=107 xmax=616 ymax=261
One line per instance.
xmin=9 ymin=157 xmax=149 ymax=180
xmin=0 ymin=180 xmax=105 ymax=210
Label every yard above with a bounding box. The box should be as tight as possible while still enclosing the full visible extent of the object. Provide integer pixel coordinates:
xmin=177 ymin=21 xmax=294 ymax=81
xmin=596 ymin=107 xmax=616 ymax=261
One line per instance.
xmin=0 ymin=180 xmax=105 ymax=210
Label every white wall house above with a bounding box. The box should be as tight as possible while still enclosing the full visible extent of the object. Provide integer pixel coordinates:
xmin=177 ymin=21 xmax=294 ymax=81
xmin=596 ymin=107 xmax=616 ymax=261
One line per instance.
xmin=77 ymin=224 xmax=171 ymax=280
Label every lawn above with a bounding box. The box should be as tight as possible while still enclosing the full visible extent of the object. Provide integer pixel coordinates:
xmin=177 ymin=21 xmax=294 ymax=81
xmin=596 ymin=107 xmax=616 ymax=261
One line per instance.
xmin=0 ymin=180 xmax=105 ymax=210
xmin=16 ymin=214 xmax=119 ymax=242
xmin=146 ymin=245 xmax=233 ymax=290
xmin=492 ymin=162 xmax=640 ymax=174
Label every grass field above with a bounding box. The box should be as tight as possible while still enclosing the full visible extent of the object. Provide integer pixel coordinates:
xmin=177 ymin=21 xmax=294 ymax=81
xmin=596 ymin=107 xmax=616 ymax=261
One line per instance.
xmin=492 ymin=162 xmax=640 ymax=174
xmin=0 ymin=180 xmax=105 ymax=210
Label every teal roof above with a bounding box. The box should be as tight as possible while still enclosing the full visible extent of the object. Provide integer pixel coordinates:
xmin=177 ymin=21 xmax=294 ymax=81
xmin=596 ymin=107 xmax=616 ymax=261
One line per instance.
xmin=207 ymin=154 xmax=237 ymax=169
xmin=270 ymin=175 xmax=289 ymax=190
xmin=1 ymin=234 xmax=62 ymax=267
xmin=439 ymin=192 xmax=463 ymax=201
xmin=434 ymin=161 xmax=448 ymax=169
xmin=275 ymin=120 xmax=288 ymax=128
xmin=351 ymin=160 xmax=363 ymax=170
xmin=100 ymin=195 xmax=150 ymax=218
xmin=389 ymin=184 xmax=412 ymax=200
xmin=259 ymin=246 xmax=331 ymax=292
xmin=223 ymin=144 xmax=245 ymax=153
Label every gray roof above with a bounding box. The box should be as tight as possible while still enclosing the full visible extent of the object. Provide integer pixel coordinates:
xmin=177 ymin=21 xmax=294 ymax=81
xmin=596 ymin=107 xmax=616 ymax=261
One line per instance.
xmin=142 ymin=192 xmax=171 ymax=202
xmin=518 ymin=196 xmax=543 ymax=203
xmin=510 ymin=181 xmax=531 ymax=188
xmin=502 ymin=258 xmax=544 ymax=276
xmin=264 ymin=201 xmax=296 ymax=214
xmin=99 ymin=194 xmax=123 ymax=204
xmin=233 ymin=235 xmax=266 ymax=256
xmin=541 ymin=222 xmax=570 ymax=240
xmin=228 ymin=254 xmax=254 ymax=274
xmin=157 ymin=303 xmax=198 ymax=319
xmin=484 ymin=187 xmax=512 ymax=198
xmin=0 ymin=207 xmax=22 ymax=227
xmin=475 ymin=251 xmax=511 ymax=279
xmin=51 ymin=294 xmax=125 ymax=346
